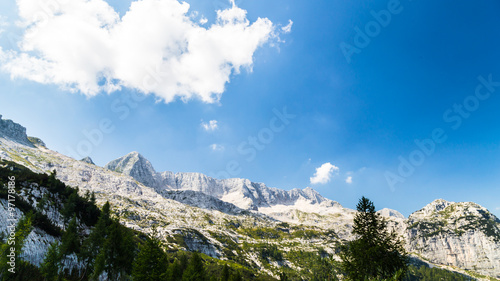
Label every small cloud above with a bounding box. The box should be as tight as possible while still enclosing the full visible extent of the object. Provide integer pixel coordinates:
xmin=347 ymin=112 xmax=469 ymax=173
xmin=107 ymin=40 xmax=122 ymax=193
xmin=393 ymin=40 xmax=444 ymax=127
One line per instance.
xmin=310 ymin=162 xmax=339 ymax=185
xmin=345 ymin=176 xmax=353 ymax=184
xmin=0 ymin=16 xmax=8 ymax=34
xmin=210 ymin=144 xmax=224 ymax=151
xmin=201 ymin=120 xmax=218 ymax=131
xmin=199 ymin=17 xmax=208 ymax=25
xmin=281 ymin=20 xmax=293 ymax=34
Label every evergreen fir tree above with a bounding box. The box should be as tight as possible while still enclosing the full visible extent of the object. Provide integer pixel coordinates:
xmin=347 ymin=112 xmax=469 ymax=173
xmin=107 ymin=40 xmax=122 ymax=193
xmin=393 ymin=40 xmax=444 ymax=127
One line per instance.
xmin=182 ymin=252 xmax=205 ymax=281
xmin=132 ymin=228 xmax=169 ymax=281
xmin=220 ymin=264 xmax=230 ymax=281
xmin=60 ymin=216 xmax=80 ymax=255
xmin=179 ymin=253 xmax=189 ymax=273
xmin=92 ymin=219 xmax=136 ymax=280
xmin=40 ymin=241 xmax=62 ymax=281
xmin=0 ymin=212 xmax=33 ymax=280
xmin=166 ymin=259 xmax=183 ymax=281
xmin=81 ymin=201 xmax=112 ymax=274
xmin=61 ymin=190 xmax=79 ymax=224
xmin=228 ymin=271 xmax=242 ymax=281
xmin=339 ymin=196 xmax=408 ymax=280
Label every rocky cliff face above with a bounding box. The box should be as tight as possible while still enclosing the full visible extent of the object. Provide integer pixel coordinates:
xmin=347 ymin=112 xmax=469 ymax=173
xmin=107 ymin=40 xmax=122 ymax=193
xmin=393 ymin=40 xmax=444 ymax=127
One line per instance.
xmin=405 ymin=199 xmax=500 ymax=278
xmin=0 ymin=115 xmax=33 ymax=147
xmin=104 ymin=152 xmax=344 ymax=213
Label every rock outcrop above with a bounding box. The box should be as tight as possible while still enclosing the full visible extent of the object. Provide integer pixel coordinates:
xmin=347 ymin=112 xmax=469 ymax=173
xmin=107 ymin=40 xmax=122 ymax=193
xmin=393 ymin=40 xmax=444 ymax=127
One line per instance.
xmin=80 ymin=156 xmax=95 ymax=165
xmin=405 ymin=199 xmax=500 ymax=278
xmin=0 ymin=115 xmax=34 ymax=147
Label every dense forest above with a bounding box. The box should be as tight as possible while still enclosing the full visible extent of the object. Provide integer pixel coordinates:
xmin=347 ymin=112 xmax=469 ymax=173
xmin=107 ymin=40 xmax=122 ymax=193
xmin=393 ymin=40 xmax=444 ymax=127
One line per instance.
xmin=0 ymin=161 xmax=476 ymax=280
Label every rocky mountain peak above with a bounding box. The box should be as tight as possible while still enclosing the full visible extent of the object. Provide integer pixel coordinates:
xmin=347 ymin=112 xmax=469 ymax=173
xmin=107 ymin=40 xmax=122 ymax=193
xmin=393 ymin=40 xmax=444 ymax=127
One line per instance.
xmin=80 ymin=156 xmax=95 ymax=165
xmin=0 ymin=114 xmax=34 ymax=147
xmin=104 ymin=151 xmax=157 ymax=188
xmin=302 ymin=186 xmax=320 ymax=197
xmin=411 ymin=199 xmax=453 ymax=218
xmin=378 ymin=208 xmax=405 ymax=219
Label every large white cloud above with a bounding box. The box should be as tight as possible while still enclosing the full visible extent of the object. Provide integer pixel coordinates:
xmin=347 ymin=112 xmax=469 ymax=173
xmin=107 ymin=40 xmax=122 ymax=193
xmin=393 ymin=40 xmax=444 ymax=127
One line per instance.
xmin=0 ymin=0 xmax=284 ymax=103
xmin=310 ymin=162 xmax=339 ymax=185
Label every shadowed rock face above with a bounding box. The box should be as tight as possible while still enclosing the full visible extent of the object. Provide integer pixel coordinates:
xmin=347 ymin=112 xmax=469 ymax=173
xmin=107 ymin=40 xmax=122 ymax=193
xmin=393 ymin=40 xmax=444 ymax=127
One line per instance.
xmin=0 ymin=115 xmax=34 ymax=147
xmin=81 ymin=157 xmax=95 ymax=165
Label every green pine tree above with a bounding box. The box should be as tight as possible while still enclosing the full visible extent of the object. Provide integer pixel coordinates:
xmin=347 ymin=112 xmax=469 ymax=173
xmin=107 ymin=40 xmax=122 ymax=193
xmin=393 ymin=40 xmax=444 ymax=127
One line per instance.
xmin=40 ymin=241 xmax=63 ymax=281
xmin=166 ymin=259 xmax=183 ymax=281
xmin=92 ymin=219 xmax=136 ymax=280
xmin=81 ymin=201 xmax=112 ymax=275
xmin=228 ymin=271 xmax=242 ymax=281
xmin=182 ymin=252 xmax=205 ymax=281
xmin=0 ymin=212 xmax=33 ymax=280
xmin=179 ymin=253 xmax=189 ymax=273
xmin=60 ymin=216 xmax=81 ymax=255
xmin=132 ymin=228 xmax=169 ymax=281
xmin=220 ymin=264 xmax=230 ymax=281
xmin=339 ymin=196 xmax=408 ymax=280
xmin=61 ymin=190 xmax=79 ymax=224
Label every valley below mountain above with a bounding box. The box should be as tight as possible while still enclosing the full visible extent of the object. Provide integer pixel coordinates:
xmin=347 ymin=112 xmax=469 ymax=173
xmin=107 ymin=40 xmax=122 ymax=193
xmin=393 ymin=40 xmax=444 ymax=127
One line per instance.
xmin=1 ymin=115 xmax=499 ymax=280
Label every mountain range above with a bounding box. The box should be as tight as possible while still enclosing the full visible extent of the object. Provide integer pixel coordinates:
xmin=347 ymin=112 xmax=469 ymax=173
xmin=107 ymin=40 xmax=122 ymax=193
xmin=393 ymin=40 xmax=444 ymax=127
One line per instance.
xmin=0 ymin=114 xmax=499 ymax=280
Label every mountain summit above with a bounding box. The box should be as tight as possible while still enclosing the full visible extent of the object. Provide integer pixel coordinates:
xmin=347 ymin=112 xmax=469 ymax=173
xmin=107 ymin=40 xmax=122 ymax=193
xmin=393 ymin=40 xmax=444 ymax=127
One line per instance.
xmin=105 ymin=151 xmax=158 ymax=188
xmin=105 ymin=152 xmax=345 ymax=214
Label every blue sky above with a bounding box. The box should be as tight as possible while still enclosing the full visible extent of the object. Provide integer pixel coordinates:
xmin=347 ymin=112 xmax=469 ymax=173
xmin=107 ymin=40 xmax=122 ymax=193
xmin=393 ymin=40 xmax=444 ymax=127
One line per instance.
xmin=0 ymin=0 xmax=499 ymax=217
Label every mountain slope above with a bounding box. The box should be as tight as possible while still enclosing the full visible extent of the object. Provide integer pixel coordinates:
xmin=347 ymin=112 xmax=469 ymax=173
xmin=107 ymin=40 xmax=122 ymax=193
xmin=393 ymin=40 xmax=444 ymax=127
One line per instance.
xmin=1 ymin=114 xmax=499 ymax=280
xmin=406 ymin=199 xmax=500 ymax=278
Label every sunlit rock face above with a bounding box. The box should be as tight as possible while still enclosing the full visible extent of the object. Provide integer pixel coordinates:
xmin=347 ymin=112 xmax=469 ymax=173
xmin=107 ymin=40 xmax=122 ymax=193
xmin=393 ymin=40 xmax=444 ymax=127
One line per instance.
xmin=405 ymin=199 xmax=500 ymax=278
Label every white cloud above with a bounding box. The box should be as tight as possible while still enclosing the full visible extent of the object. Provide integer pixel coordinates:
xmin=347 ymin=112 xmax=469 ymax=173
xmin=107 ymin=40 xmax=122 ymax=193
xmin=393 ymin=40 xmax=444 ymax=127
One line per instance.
xmin=0 ymin=0 xmax=285 ymax=103
xmin=310 ymin=162 xmax=339 ymax=185
xmin=210 ymin=143 xmax=224 ymax=151
xmin=0 ymin=16 xmax=9 ymax=36
xmin=345 ymin=176 xmax=353 ymax=184
xmin=201 ymin=120 xmax=218 ymax=131
xmin=281 ymin=20 xmax=293 ymax=34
